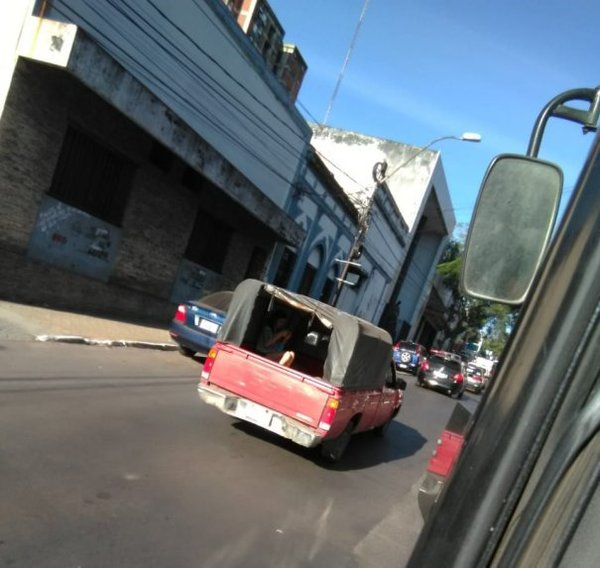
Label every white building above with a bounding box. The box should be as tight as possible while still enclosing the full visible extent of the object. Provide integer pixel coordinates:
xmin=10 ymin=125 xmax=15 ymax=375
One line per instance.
xmin=311 ymin=125 xmax=456 ymax=342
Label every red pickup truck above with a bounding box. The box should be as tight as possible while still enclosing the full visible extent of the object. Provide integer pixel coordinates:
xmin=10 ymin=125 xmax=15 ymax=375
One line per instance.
xmin=198 ymin=279 xmax=405 ymax=462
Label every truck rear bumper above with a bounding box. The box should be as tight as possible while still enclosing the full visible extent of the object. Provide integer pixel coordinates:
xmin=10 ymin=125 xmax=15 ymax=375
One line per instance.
xmin=198 ymin=383 xmax=323 ymax=448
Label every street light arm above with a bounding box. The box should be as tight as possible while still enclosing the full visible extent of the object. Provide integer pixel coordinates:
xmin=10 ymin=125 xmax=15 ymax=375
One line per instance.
xmin=381 ymin=132 xmax=481 ymax=184
xmin=331 ymin=131 xmax=481 ymax=307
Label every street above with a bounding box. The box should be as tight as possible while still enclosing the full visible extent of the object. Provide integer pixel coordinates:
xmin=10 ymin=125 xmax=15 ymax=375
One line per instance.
xmin=0 ymin=341 xmax=480 ymax=568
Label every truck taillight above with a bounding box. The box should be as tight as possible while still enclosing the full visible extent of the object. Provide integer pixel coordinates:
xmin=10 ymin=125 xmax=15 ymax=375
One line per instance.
xmin=318 ymin=397 xmax=340 ymax=431
xmin=201 ymin=348 xmax=217 ymax=381
xmin=175 ymin=304 xmax=186 ymax=322
xmin=427 ymin=431 xmax=465 ymax=477
xmin=454 ymin=373 xmax=464 ymax=383
xmin=421 ymin=360 xmax=429 ymax=372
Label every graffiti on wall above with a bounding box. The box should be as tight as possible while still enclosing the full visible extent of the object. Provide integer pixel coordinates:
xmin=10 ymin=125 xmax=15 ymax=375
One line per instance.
xmin=27 ymin=196 xmax=121 ymax=282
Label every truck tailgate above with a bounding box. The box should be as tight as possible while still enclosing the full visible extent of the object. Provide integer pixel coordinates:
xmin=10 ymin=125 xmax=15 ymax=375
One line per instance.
xmin=205 ymin=343 xmax=335 ymax=429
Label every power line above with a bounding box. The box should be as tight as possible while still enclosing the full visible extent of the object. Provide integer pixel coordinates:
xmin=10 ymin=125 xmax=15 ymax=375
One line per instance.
xmin=51 ymin=0 xmax=305 ymax=189
xmin=50 ymin=0 xmax=495 ymax=249
xmin=55 ymin=0 xmax=483 ymax=221
xmin=297 ymin=99 xmax=321 ymax=124
xmin=54 ymin=0 xmax=309 ymax=166
xmin=108 ymin=0 xmax=306 ymax=161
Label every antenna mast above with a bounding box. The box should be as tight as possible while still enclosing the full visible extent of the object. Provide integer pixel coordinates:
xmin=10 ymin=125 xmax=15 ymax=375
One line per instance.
xmin=322 ymin=0 xmax=371 ymax=125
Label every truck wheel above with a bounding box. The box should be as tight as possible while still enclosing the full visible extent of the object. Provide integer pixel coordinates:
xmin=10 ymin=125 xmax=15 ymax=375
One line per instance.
xmin=321 ymin=421 xmax=355 ymax=463
xmin=373 ymin=410 xmax=398 ymax=438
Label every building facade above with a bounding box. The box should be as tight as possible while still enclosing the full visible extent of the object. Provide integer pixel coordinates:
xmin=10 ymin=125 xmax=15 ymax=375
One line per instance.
xmin=267 ymin=141 xmax=410 ymax=326
xmin=0 ymin=0 xmax=310 ymax=320
xmin=266 ymin=149 xmax=358 ymax=304
xmin=1 ymin=0 xmax=454 ymax=338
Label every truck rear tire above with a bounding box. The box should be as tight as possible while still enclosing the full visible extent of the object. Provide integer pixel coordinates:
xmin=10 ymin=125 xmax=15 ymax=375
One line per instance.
xmin=320 ymin=421 xmax=355 ymax=463
xmin=373 ymin=409 xmax=398 ymax=438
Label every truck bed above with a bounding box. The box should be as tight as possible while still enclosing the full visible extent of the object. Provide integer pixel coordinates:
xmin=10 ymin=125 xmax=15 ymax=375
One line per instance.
xmin=199 ymin=343 xmax=338 ymax=447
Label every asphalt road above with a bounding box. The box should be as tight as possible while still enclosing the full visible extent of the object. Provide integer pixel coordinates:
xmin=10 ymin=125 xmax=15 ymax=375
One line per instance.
xmin=0 ymin=341 xmax=480 ymax=568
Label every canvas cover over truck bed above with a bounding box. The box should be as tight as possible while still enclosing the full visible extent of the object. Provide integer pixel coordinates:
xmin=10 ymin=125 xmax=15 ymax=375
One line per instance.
xmin=218 ymin=279 xmax=393 ymax=390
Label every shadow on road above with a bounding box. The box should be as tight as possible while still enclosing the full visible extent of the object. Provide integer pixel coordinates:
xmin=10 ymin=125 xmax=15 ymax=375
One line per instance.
xmin=232 ymin=418 xmax=427 ymax=471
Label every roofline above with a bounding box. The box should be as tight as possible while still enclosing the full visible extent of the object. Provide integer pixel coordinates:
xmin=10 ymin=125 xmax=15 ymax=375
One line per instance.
xmin=308 ymin=148 xmax=359 ymax=222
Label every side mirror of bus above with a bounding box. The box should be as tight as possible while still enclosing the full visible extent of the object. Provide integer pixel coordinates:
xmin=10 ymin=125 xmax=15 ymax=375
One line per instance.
xmin=461 ymin=154 xmax=563 ymax=305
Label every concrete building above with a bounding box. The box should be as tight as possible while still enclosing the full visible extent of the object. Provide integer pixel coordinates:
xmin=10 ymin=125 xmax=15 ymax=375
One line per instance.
xmin=0 ymin=0 xmax=310 ymax=320
xmin=311 ymin=125 xmax=456 ymax=343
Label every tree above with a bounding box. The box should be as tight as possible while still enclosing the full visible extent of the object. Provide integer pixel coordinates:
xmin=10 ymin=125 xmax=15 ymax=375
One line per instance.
xmin=436 ymin=239 xmax=518 ymax=357
xmin=481 ymin=303 xmax=519 ymax=357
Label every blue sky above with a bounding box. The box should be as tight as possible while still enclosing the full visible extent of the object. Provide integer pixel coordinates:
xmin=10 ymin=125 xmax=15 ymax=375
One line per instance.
xmin=269 ymin=0 xmax=599 ymax=227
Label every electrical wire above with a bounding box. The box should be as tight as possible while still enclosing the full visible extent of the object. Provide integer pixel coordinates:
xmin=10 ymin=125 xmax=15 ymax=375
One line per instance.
xmin=104 ymin=0 xmax=305 ymax=163
xmin=297 ymin=99 xmax=322 ymax=124
xmin=48 ymin=0 xmax=495 ymax=298
xmin=142 ymin=0 xmax=311 ymax=144
xmin=51 ymin=0 xmax=305 ymax=188
xmin=53 ymin=0 xmax=481 ymax=223
xmin=52 ymin=0 xmax=304 ymax=173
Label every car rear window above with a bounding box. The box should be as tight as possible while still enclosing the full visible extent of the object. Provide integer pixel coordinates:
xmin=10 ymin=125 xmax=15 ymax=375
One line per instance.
xmin=398 ymin=341 xmax=417 ymax=352
xmin=430 ymin=355 xmax=462 ymax=372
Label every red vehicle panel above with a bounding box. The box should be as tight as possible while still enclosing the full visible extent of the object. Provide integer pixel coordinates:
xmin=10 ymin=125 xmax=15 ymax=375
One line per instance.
xmin=201 ymin=342 xmax=337 ymax=431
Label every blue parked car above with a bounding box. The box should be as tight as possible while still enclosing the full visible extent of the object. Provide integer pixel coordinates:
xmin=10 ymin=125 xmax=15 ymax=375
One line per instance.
xmin=169 ymin=291 xmax=233 ymax=357
xmin=393 ymin=341 xmax=428 ymax=375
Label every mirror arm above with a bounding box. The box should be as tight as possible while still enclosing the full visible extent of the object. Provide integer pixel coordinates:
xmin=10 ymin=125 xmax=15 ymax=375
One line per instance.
xmin=527 ymin=86 xmax=600 ymax=157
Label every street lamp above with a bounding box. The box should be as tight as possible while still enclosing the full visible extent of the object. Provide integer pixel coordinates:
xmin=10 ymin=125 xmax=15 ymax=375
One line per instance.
xmin=330 ymin=132 xmax=482 ymax=308
xmin=380 ymin=132 xmax=482 ymax=184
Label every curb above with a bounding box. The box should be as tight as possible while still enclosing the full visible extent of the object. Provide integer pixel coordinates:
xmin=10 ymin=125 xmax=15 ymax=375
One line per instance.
xmin=35 ymin=335 xmax=179 ymax=351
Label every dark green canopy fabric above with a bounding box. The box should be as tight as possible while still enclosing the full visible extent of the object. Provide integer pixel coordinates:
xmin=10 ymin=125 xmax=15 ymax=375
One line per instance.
xmin=218 ymin=280 xmax=392 ymax=390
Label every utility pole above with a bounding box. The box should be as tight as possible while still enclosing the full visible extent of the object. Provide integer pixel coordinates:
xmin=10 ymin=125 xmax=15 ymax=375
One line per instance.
xmin=331 ymin=161 xmax=387 ymax=307
xmin=330 ymin=133 xmax=482 ymax=310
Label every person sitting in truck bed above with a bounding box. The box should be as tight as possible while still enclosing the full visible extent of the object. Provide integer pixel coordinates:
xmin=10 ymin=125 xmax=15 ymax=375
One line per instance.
xmin=256 ymin=312 xmax=295 ymax=367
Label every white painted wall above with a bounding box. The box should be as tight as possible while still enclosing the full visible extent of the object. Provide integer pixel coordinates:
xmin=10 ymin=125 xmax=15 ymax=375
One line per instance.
xmin=40 ymin=0 xmax=310 ymax=208
xmin=310 ymin=125 xmax=459 ymax=333
xmin=0 ymin=0 xmax=35 ymax=119
xmin=408 ymin=239 xmax=448 ymax=338
xmin=311 ymin=125 xmax=456 ymax=238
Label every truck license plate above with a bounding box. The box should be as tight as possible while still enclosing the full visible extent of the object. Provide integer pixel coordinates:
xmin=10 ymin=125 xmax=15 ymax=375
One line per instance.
xmin=240 ymin=401 xmax=271 ymax=428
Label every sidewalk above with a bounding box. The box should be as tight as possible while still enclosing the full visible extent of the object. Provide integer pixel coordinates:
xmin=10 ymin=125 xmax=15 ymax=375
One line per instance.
xmin=0 ymin=300 xmax=177 ymax=350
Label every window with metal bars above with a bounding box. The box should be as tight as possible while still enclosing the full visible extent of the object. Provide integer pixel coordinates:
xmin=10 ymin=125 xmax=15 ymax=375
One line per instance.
xmin=48 ymin=126 xmax=134 ymax=226
xmin=184 ymin=210 xmax=233 ymax=274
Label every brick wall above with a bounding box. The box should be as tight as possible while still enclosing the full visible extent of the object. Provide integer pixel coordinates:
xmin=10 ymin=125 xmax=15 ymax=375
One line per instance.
xmin=113 ymin=165 xmax=198 ymax=299
xmin=0 ymin=57 xmax=276 ymax=320
xmin=0 ymin=59 xmax=64 ymax=254
xmin=0 ymin=248 xmax=175 ymax=323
